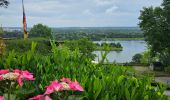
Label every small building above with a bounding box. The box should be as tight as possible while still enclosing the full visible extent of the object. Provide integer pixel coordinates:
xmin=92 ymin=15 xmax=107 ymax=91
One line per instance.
xmin=149 ymin=62 xmax=164 ymax=71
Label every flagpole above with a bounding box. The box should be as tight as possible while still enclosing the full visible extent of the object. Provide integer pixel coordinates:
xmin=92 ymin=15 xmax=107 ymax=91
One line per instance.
xmin=22 ymin=0 xmax=28 ymax=39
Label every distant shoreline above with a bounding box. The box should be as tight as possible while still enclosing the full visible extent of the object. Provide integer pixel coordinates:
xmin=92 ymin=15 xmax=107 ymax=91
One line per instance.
xmin=94 ymin=38 xmax=144 ymax=41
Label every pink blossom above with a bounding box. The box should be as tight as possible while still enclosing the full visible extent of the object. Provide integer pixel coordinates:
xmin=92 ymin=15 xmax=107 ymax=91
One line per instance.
xmin=0 ymin=96 xmax=4 ymax=100
xmin=29 ymin=95 xmax=52 ymax=100
xmin=17 ymin=75 xmax=23 ymax=86
xmin=0 ymin=69 xmax=9 ymax=75
xmin=22 ymin=70 xmax=35 ymax=80
xmin=13 ymin=70 xmax=35 ymax=86
xmin=69 ymin=81 xmax=84 ymax=91
xmin=60 ymin=77 xmax=71 ymax=83
xmin=13 ymin=69 xmax=21 ymax=74
xmin=28 ymin=94 xmax=43 ymax=100
xmin=44 ymin=80 xmax=63 ymax=95
xmin=0 ymin=76 xmax=3 ymax=81
xmin=45 ymin=96 xmax=52 ymax=100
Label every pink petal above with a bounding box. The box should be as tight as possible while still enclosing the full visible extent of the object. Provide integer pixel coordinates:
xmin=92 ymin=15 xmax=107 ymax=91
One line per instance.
xmin=0 ymin=69 xmax=9 ymax=75
xmin=44 ymin=85 xmax=54 ymax=95
xmin=22 ymin=70 xmax=35 ymax=80
xmin=60 ymin=77 xmax=72 ymax=83
xmin=69 ymin=81 xmax=84 ymax=91
xmin=17 ymin=75 xmax=23 ymax=87
xmin=13 ymin=69 xmax=21 ymax=74
xmin=44 ymin=80 xmax=63 ymax=95
xmin=0 ymin=76 xmax=3 ymax=81
xmin=0 ymin=96 xmax=4 ymax=100
xmin=28 ymin=95 xmax=43 ymax=100
xmin=45 ymin=96 xmax=52 ymax=100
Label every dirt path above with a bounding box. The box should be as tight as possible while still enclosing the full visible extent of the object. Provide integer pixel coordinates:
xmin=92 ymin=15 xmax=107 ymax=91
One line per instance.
xmin=133 ymin=66 xmax=170 ymax=96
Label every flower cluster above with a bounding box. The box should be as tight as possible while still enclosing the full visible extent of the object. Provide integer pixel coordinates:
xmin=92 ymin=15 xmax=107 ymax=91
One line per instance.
xmin=29 ymin=77 xmax=84 ymax=100
xmin=0 ymin=69 xmax=35 ymax=86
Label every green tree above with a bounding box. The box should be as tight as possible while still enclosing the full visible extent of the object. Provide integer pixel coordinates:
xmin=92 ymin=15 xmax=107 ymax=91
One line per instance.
xmin=0 ymin=0 xmax=9 ymax=8
xmin=65 ymin=38 xmax=96 ymax=60
xmin=139 ymin=0 xmax=170 ymax=66
xmin=132 ymin=53 xmax=143 ymax=63
xmin=30 ymin=23 xmax=52 ymax=38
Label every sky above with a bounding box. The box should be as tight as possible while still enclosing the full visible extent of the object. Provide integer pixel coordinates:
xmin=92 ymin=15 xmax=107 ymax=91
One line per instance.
xmin=0 ymin=0 xmax=162 ymax=27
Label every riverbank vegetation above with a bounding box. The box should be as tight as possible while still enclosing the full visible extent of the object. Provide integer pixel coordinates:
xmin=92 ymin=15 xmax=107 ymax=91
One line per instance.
xmin=95 ymin=42 xmax=123 ymax=51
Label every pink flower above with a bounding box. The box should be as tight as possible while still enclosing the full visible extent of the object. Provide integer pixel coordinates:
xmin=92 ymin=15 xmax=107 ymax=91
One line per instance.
xmin=0 ymin=96 xmax=4 ymax=100
xmin=0 ymin=69 xmax=9 ymax=75
xmin=29 ymin=95 xmax=52 ymax=100
xmin=69 ymin=81 xmax=84 ymax=91
xmin=44 ymin=80 xmax=63 ymax=95
xmin=60 ymin=77 xmax=71 ymax=83
xmin=13 ymin=70 xmax=35 ymax=86
xmin=22 ymin=70 xmax=35 ymax=80
xmin=29 ymin=95 xmax=43 ymax=100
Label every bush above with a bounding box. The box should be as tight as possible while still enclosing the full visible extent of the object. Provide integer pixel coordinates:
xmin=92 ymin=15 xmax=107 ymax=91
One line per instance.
xmin=0 ymin=41 xmax=167 ymax=100
xmin=132 ymin=53 xmax=143 ymax=63
xmin=30 ymin=24 xmax=52 ymax=38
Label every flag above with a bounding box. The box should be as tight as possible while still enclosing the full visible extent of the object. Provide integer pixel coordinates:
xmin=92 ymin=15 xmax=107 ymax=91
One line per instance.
xmin=22 ymin=0 xmax=28 ymax=39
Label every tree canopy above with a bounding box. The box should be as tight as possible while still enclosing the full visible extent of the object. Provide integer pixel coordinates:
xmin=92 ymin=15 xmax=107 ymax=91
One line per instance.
xmin=30 ymin=23 xmax=52 ymax=38
xmin=0 ymin=0 xmax=9 ymax=8
xmin=139 ymin=0 xmax=170 ymax=65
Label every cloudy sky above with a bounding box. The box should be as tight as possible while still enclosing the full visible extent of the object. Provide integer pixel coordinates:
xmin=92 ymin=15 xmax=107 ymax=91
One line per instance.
xmin=0 ymin=0 xmax=162 ymax=27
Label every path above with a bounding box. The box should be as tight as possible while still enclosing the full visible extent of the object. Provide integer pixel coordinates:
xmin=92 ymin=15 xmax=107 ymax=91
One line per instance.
xmin=133 ymin=66 xmax=170 ymax=96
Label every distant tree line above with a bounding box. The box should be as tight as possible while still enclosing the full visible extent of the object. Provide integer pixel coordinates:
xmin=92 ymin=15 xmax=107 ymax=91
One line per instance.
xmin=2 ymin=23 xmax=143 ymax=41
xmin=55 ymin=32 xmax=143 ymax=41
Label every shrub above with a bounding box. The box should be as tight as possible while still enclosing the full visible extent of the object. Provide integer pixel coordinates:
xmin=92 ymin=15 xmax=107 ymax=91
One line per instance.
xmin=0 ymin=41 xmax=167 ymax=100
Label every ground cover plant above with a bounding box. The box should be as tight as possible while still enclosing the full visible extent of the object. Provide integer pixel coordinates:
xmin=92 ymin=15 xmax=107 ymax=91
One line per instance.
xmin=0 ymin=41 xmax=167 ymax=100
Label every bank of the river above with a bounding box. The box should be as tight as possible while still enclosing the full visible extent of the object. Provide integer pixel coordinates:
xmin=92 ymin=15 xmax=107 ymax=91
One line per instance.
xmin=100 ymin=38 xmax=144 ymax=41
xmin=95 ymin=46 xmax=123 ymax=51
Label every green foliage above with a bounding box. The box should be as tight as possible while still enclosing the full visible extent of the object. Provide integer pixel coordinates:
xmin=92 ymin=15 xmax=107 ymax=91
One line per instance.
xmin=0 ymin=41 xmax=167 ymax=99
xmin=0 ymin=0 xmax=9 ymax=8
xmin=5 ymin=38 xmax=51 ymax=54
xmin=132 ymin=53 xmax=143 ymax=63
xmin=64 ymin=38 xmax=96 ymax=60
xmin=140 ymin=50 xmax=152 ymax=65
xmin=139 ymin=0 xmax=170 ymax=66
xmin=96 ymin=42 xmax=123 ymax=51
xmin=54 ymin=27 xmax=143 ymax=41
xmin=30 ymin=23 xmax=52 ymax=38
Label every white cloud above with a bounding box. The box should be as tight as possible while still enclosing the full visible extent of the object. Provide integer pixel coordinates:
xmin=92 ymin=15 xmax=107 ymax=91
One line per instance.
xmin=95 ymin=0 xmax=115 ymax=6
xmin=0 ymin=0 xmax=163 ymax=27
xmin=83 ymin=9 xmax=93 ymax=15
xmin=105 ymin=6 xmax=118 ymax=14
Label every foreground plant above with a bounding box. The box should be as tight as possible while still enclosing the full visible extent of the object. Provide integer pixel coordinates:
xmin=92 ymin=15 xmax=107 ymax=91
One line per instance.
xmin=0 ymin=69 xmax=35 ymax=100
xmin=29 ymin=77 xmax=84 ymax=100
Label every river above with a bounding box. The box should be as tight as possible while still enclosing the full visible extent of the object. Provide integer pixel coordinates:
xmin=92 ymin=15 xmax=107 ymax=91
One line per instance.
xmin=93 ymin=40 xmax=147 ymax=63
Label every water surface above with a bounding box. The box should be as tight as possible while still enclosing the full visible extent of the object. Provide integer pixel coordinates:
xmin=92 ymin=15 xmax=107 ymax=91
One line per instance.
xmin=93 ymin=40 xmax=147 ymax=63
